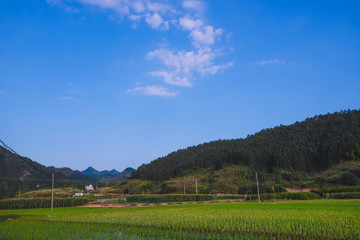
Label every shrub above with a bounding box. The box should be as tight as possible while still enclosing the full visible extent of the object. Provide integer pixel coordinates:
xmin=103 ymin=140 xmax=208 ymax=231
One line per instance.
xmin=123 ymin=187 xmax=130 ymax=194
xmin=311 ymin=186 xmax=360 ymax=197
xmin=238 ymin=184 xmax=283 ymax=194
xmin=338 ymin=172 xmax=357 ymax=185
xmin=0 ymin=198 xmax=88 ymax=209
xmin=124 ymin=194 xmax=214 ymax=203
xmin=331 ymin=192 xmax=360 ymax=199
xmin=214 ymin=195 xmax=244 ymax=200
xmin=274 ymin=184 xmax=286 ymax=193
xmin=244 ymin=192 xmax=320 ymax=201
xmin=349 ymin=166 xmax=360 ymax=177
xmin=281 ymin=171 xmax=292 ymax=181
xmin=159 ymin=183 xmax=177 ymax=194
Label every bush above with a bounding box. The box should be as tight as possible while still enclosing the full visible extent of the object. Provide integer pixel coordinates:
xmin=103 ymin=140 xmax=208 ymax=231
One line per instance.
xmin=281 ymin=171 xmax=292 ymax=181
xmin=349 ymin=167 xmax=360 ymax=177
xmin=187 ymin=183 xmax=210 ymax=194
xmin=244 ymin=192 xmax=320 ymax=201
xmin=159 ymin=183 xmax=177 ymax=194
xmin=0 ymin=198 xmax=88 ymax=209
xmin=123 ymin=187 xmax=130 ymax=194
xmin=238 ymin=184 xmax=285 ymax=194
xmin=124 ymin=194 xmax=214 ymax=203
xmin=274 ymin=184 xmax=286 ymax=193
xmin=214 ymin=195 xmax=244 ymax=200
xmin=311 ymin=186 xmax=360 ymax=197
xmin=331 ymin=192 xmax=360 ymax=199
xmin=338 ymin=172 xmax=357 ymax=185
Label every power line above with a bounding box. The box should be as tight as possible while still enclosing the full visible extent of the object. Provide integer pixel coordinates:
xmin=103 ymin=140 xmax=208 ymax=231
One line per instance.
xmin=0 ymin=139 xmax=19 ymax=155
xmin=0 ymin=177 xmax=92 ymax=183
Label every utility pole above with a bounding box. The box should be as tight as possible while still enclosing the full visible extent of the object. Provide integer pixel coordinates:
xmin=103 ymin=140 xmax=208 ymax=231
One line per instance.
xmin=51 ymin=173 xmax=54 ymax=212
xmin=195 ymin=179 xmax=198 ymax=195
xmin=256 ymin=173 xmax=260 ymax=203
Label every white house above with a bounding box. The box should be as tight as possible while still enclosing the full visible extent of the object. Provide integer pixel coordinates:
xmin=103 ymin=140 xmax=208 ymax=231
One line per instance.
xmin=74 ymin=192 xmax=83 ymax=197
xmin=85 ymin=184 xmax=94 ymax=191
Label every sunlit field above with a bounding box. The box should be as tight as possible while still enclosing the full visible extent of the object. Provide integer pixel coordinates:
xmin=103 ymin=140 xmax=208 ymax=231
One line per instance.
xmin=0 ymin=200 xmax=359 ymax=239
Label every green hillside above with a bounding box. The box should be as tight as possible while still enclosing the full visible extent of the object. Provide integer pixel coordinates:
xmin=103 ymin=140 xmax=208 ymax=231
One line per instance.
xmin=132 ymin=110 xmax=360 ymax=181
xmin=0 ymin=146 xmax=90 ymax=199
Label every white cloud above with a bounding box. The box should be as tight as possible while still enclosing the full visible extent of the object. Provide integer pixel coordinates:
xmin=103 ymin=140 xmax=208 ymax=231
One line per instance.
xmin=257 ymin=59 xmax=288 ymax=66
xmin=77 ymin=0 xmax=130 ymax=15
xmin=48 ymin=0 xmax=232 ymax=96
xmin=206 ymin=62 xmax=234 ymax=74
xmin=58 ymin=96 xmax=80 ymax=102
xmin=147 ymin=48 xmax=233 ymax=87
xmin=145 ymin=12 xmax=169 ymax=30
xmin=146 ymin=2 xmax=175 ymax=14
xmin=131 ymin=1 xmax=145 ymax=13
xmin=190 ymin=25 xmax=223 ymax=48
xmin=129 ymin=14 xmax=141 ymax=21
xmin=150 ymin=71 xmax=192 ymax=87
xmin=183 ymin=0 xmax=205 ymax=13
xmin=126 ymin=85 xmax=179 ymax=97
xmin=179 ymin=17 xmax=203 ymax=30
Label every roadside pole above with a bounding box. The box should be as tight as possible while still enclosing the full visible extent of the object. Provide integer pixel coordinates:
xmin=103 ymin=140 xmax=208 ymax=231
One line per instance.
xmin=51 ymin=173 xmax=54 ymax=211
xmin=195 ymin=179 xmax=198 ymax=194
xmin=256 ymin=173 xmax=260 ymax=202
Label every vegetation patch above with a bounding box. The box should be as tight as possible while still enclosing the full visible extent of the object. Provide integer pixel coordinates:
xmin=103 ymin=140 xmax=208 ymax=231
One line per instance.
xmin=0 ymin=198 xmax=88 ymax=209
xmin=123 ymin=194 xmax=214 ymax=203
xmin=0 ymin=200 xmax=359 ymax=239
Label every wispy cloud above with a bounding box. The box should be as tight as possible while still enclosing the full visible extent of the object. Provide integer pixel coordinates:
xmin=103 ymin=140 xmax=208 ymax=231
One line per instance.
xmin=182 ymin=0 xmax=206 ymax=15
xmin=189 ymin=25 xmax=223 ymax=48
xmin=58 ymin=96 xmax=81 ymax=102
xmin=47 ymin=0 xmax=79 ymax=13
xmin=126 ymin=85 xmax=178 ymax=97
xmin=179 ymin=17 xmax=203 ymax=31
xmin=257 ymin=59 xmax=290 ymax=66
xmin=145 ymin=12 xmax=169 ymax=30
xmin=74 ymin=0 xmax=176 ymax=26
xmin=48 ymin=0 xmax=233 ymax=97
xmin=147 ymin=48 xmax=233 ymax=87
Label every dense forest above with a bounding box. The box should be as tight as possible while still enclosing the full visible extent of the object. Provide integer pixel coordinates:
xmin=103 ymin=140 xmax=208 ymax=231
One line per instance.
xmin=132 ymin=110 xmax=360 ymax=181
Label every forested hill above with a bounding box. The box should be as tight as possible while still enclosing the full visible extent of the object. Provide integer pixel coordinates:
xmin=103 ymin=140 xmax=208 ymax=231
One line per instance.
xmin=0 ymin=145 xmax=90 ymax=199
xmin=0 ymin=145 xmax=68 ymax=199
xmin=132 ymin=110 xmax=360 ymax=181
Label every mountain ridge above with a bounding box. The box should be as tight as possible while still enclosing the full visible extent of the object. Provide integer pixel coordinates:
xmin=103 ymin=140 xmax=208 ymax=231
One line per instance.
xmin=81 ymin=166 xmax=134 ymax=181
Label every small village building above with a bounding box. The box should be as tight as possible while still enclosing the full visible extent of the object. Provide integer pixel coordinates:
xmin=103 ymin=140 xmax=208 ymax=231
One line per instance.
xmin=85 ymin=184 xmax=94 ymax=191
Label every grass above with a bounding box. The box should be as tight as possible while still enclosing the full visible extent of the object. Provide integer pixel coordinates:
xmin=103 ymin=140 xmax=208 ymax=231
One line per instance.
xmin=0 ymin=199 xmax=359 ymax=239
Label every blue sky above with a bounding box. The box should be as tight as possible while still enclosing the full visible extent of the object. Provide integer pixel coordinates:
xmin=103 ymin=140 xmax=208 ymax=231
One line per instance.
xmin=1 ymin=0 xmax=359 ymax=171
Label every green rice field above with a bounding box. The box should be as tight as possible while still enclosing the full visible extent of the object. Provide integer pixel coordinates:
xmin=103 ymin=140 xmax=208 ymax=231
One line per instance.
xmin=0 ymin=200 xmax=359 ymax=239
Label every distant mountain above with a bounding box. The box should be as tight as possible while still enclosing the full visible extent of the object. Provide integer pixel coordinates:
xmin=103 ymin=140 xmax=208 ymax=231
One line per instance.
xmin=81 ymin=167 xmax=100 ymax=176
xmin=119 ymin=167 xmax=135 ymax=178
xmin=52 ymin=167 xmax=96 ymax=182
xmin=81 ymin=167 xmax=134 ymax=181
